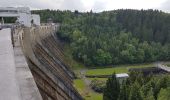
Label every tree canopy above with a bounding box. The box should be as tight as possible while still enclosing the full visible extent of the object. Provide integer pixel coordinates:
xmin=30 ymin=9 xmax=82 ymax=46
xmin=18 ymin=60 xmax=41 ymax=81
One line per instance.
xmin=103 ymin=71 xmax=170 ymax=100
xmin=33 ymin=9 xmax=170 ymax=66
xmin=103 ymin=73 xmax=120 ymax=100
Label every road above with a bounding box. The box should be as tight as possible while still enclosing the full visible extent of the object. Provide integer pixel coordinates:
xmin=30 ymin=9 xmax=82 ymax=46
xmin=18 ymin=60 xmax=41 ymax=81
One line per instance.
xmin=157 ymin=63 xmax=170 ymax=72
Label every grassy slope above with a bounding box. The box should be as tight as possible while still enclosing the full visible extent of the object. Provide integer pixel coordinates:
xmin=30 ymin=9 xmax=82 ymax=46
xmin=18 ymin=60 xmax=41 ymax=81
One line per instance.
xmin=74 ymin=79 xmax=102 ymax=100
xmin=86 ymin=64 xmax=153 ymax=76
xmin=74 ymin=79 xmax=86 ymax=94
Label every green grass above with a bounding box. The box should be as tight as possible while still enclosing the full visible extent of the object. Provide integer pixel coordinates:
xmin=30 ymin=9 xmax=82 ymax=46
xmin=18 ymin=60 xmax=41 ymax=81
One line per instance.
xmin=74 ymin=79 xmax=86 ymax=94
xmin=84 ymin=92 xmax=103 ymax=100
xmin=88 ymin=78 xmax=107 ymax=81
xmin=86 ymin=64 xmax=153 ymax=76
xmin=167 ymin=64 xmax=170 ymax=67
xmin=74 ymin=79 xmax=103 ymax=100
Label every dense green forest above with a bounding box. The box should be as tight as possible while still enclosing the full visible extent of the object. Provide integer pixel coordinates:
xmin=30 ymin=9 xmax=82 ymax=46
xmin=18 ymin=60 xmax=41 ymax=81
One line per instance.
xmin=103 ymin=72 xmax=170 ymax=100
xmin=0 ymin=17 xmax=17 ymax=23
xmin=33 ymin=9 xmax=170 ymax=66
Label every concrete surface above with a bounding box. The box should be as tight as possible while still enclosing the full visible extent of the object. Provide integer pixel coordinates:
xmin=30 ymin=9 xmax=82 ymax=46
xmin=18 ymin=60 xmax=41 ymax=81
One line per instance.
xmin=0 ymin=26 xmax=82 ymax=100
xmin=157 ymin=64 xmax=170 ymax=72
xmin=0 ymin=28 xmax=21 ymax=100
xmin=14 ymin=46 xmax=42 ymax=100
xmin=13 ymin=28 xmax=42 ymax=100
xmin=0 ymin=28 xmax=42 ymax=100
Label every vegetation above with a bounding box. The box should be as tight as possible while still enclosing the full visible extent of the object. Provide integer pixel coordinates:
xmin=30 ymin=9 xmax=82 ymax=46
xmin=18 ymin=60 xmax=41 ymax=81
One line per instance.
xmin=90 ymin=79 xmax=105 ymax=93
xmin=85 ymin=92 xmax=103 ymax=100
xmin=62 ymin=44 xmax=86 ymax=70
xmin=103 ymin=71 xmax=170 ymax=100
xmin=0 ymin=17 xmax=17 ymax=23
xmin=74 ymin=79 xmax=103 ymax=100
xmin=74 ymin=79 xmax=86 ymax=94
xmin=33 ymin=9 xmax=170 ymax=66
xmin=158 ymin=88 xmax=170 ymax=100
xmin=103 ymin=73 xmax=120 ymax=100
xmin=32 ymin=9 xmax=170 ymax=100
xmin=86 ymin=64 xmax=152 ymax=76
xmin=88 ymin=78 xmax=107 ymax=81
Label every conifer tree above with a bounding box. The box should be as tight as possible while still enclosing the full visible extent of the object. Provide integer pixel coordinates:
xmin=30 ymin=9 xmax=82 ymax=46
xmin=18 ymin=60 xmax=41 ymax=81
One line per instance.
xmin=118 ymin=80 xmax=129 ymax=100
xmin=128 ymin=82 xmax=143 ymax=100
xmin=103 ymin=73 xmax=120 ymax=100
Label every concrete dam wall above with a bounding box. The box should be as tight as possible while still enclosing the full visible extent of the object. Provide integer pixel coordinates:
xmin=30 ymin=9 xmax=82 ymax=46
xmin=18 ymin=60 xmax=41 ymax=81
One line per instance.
xmin=15 ymin=25 xmax=82 ymax=100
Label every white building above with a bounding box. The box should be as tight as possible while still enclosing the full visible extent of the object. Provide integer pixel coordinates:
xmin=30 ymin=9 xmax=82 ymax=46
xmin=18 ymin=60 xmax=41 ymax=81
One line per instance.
xmin=116 ymin=73 xmax=129 ymax=78
xmin=116 ymin=73 xmax=129 ymax=83
xmin=0 ymin=7 xmax=40 ymax=27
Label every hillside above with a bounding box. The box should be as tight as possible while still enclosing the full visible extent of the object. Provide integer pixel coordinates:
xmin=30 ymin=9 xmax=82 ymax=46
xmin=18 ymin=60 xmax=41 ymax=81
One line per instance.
xmin=33 ymin=9 xmax=170 ymax=66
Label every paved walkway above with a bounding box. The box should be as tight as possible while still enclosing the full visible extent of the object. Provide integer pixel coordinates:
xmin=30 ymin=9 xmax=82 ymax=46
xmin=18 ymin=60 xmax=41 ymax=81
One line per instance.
xmin=157 ymin=63 xmax=170 ymax=72
xmin=0 ymin=28 xmax=21 ymax=100
xmin=80 ymin=69 xmax=91 ymax=86
xmin=0 ymin=28 xmax=42 ymax=100
xmin=80 ymin=69 xmax=96 ymax=93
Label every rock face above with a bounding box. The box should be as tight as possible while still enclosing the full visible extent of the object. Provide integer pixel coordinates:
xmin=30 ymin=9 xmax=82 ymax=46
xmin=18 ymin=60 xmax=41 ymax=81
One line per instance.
xmin=17 ymin=25 xmax=82 ymax=100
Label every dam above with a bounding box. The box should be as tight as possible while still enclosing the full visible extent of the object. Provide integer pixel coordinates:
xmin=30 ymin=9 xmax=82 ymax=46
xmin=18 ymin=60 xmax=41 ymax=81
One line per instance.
xmin=0 ymin=7 xmax=82 ymax=100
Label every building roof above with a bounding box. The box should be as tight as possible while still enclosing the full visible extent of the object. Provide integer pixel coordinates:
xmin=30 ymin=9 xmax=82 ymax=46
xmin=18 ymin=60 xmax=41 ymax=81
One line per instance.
xmin=116 ymin=73 xmax=129 ymax=78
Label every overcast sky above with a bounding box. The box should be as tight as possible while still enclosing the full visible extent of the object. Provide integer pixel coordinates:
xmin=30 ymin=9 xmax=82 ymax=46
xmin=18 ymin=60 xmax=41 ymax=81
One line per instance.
xmin=0 ymin=0 xmax=170 ymax=12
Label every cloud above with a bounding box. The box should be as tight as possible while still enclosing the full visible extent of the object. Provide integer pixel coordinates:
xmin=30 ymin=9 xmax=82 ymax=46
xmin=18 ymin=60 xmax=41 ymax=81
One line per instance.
xmin=159 ymin=0 xmax=170 ymax=13
xmin=0 ymin=0 xmax=56 ymax=9
xmin=0 ymin=0 xmax=169 ymax=12
xmin=92 ymin=0 xmax=107 ymax=12
xmin=60 ymin=0 xmax=85 ymax=11
xmin=0 ymin=0 xmax=85 ymax=11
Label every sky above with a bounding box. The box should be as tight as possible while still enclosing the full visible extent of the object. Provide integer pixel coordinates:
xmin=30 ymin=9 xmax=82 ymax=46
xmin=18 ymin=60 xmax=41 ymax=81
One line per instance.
xmin=0 ymin=0 xmax=170 ymax=12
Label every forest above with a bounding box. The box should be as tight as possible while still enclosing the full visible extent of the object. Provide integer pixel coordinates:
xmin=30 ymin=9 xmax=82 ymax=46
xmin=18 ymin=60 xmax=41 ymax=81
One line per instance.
xmin=32 ymin=9 xmax=170 ymax=66
xmin=103 ymin=72 xmax=170 ymax=100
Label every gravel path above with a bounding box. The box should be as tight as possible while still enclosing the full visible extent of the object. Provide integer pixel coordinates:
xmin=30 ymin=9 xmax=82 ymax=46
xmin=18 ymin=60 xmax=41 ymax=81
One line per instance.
xmin=80 ymin=69 xmax=95 ymax=93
